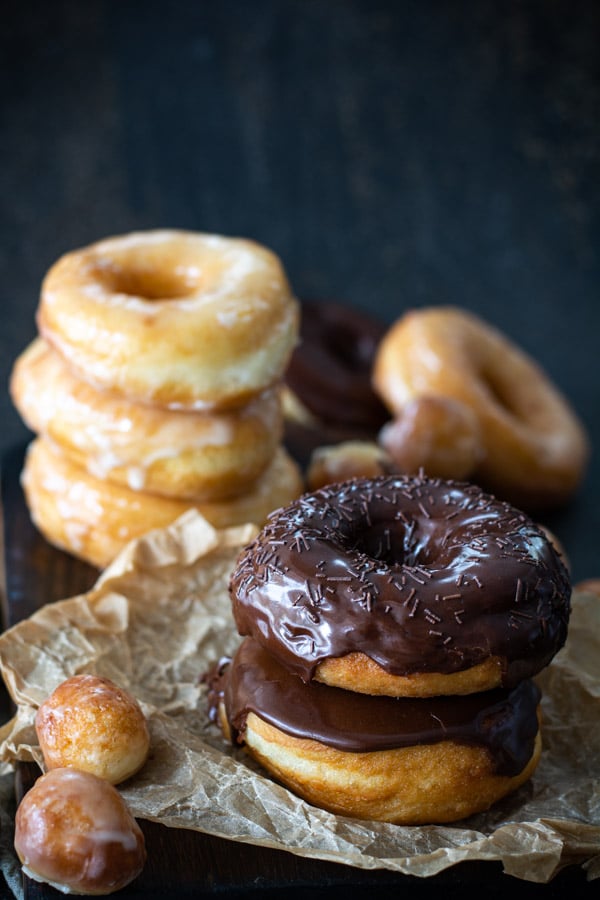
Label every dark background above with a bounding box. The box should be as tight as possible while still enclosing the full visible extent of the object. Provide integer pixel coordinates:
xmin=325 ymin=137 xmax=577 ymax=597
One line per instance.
xmin=1 ymin=0 xmax=599 ymax=581
xmin=0 ymin=2 xmax=599 ymax=896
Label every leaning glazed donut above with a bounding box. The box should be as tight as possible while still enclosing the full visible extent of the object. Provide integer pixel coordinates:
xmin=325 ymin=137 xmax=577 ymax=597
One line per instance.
xmin=209 ymin=638 xmax=542 ymax=824
xmin=11 ymin=338 xmax=283 ymax=500
xmin=35 ymin=674 xmax=150 ymax=785
xmin=379 ymin=395 xmax=483 ymax=481
xmin=230 ymin=473 xmax=571 ymax=697
xmin=372 ymin=306 xmax=589 ymax=510
xmin=14 ymin=768 xmax=146 ymax=895
xmin=37 ymin=230 xmax=299 ymax=410
xmin=23 ymin=437 xmax=303 ymax=568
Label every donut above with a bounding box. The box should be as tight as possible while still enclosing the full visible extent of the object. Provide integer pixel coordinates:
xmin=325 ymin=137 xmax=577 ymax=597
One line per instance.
xmin=230 ymin=473 xmax=571 ymax=697
xmin=22 ymin=437 xmax=303 ymax=568
xmin=378 ymin=395 xmax=483 ymax=481
xmin=372 ymin=306 xmax=590 ymax=510
xmin=575 ymin=579 xmax=600 ymax=598
xmin=37 ymin=230 xmax=299 ymax=410
xmin=35 ymin=674 xmax=150 ymax=785
xmin=305 ymin=440 xmax=395 ymax=491
xmin=11 ymin=338 xmax=283 ymax=500
xmin=14 ymin=768 xmax=146 ymax=895
xmin=283 ymin=300 xmax=389 ymax=443
xmin=209 ymin=638 xmax=542 ymax=824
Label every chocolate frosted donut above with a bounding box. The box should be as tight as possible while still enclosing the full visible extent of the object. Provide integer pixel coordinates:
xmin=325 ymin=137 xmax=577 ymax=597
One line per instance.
xmin=284 ymin=300 xmax=389 ymax=437
xmin=230 ymin=473 xmax=571 ymax=697
xmin=209 ymin=638 xmax=542 ymax=823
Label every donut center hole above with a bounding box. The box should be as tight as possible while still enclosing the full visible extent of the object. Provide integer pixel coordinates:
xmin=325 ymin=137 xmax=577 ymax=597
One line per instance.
xmin=480 ymin=363 xmax=523 ymax=416
xmin=350 ymin=521 xmax=426 ymax=568
xmin=95 ymin=259 xmax=202 ymax=300
xmin=324 ymin=323 xmax=376 ymax=371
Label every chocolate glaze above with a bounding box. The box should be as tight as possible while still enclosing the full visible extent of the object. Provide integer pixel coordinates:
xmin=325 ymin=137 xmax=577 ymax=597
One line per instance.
xmin=210 ymin=638 xmax=541 ymax=777
xmin=230 ymin=474 xmax=571 ymax=686
xmin=285 ymin=300 xmax=389 ymax=434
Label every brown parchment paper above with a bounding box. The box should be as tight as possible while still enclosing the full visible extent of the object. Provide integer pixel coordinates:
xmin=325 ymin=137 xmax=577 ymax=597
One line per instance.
xmin=0 ymin=509 xmax=598 ymax=884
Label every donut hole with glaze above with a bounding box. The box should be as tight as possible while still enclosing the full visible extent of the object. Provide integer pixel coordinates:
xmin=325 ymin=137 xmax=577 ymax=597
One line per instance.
xmin=86 ymin=239 xmax=224 ymax=302
xmin=342 ymin=512 xmax=439 ymax=570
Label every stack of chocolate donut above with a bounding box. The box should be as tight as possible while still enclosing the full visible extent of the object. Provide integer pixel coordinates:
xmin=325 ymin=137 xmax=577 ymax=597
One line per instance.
xmin=10 ymin=230 xmax=303 ymax=568
xmin=210 ymin=471 xmax=571 ymax=824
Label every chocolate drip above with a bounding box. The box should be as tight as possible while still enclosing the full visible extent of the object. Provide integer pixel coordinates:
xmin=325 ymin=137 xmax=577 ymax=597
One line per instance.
xmin=230 ymin=474 xmax=571 ymax=686
xmin=211 ymin=639 xmax=541 ymax=777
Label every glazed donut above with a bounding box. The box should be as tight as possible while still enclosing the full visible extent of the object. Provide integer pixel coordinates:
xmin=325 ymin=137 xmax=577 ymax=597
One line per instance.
xmin=209 ymin=638 xmax=542 ymax=824
xmin=22 ymin=437 xmax=303 ymax=568
xmin=230 ymin=473 xmax=571 ymax=697
xmin=35 ymin=674 xmax=150 ymax=785
xmin=14 ymin=768 xmax=146 ymax=895
xmin=11 ymin=338 xmax=283 ymax=500
xmin=37 ymin=230 xmax=299 ymax=410
xmin=305 ymin=440 xmax=395 ymax=491
xmin=372 ymin=306 xmax=589 ymax=510
xmin=379 ymin=395 xmax=483 ymax=481
xmin=283 ymin=300 xmax=389 ymax=442
xmin=575 ymin=579 xmax=600 ymax=598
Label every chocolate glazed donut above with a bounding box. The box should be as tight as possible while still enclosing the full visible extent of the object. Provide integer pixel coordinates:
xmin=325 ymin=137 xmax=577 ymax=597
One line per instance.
xmin=230 ymin=473 xmax=571 ymax=692
xmin=284 ymin=300 xmax=389 ymax=436
xmin=211 ymin=638 xmax=541 ymax=776
xmin=207 ymin=638 xmax=543 ymax=823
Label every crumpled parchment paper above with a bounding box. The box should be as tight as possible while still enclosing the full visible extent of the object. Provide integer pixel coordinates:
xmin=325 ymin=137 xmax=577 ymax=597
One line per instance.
xmin=0 ymin=509 xmax=598 ymax=886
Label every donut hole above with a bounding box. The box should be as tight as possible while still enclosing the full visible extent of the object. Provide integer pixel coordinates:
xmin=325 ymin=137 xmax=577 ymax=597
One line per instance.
xmin=479 ymin=361 xmax=526 ymax=419
xmin=347 ymin=518 xmax=433 ymax=569
xmin=92 ymin=252 xmax=203 ymax=301
xmin=322 ymin=321 xmax=377 ymax=371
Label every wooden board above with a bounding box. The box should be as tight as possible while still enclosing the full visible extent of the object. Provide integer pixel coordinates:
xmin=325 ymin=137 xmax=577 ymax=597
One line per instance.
xmin=0 ymin=441 xmax=594 ymax=899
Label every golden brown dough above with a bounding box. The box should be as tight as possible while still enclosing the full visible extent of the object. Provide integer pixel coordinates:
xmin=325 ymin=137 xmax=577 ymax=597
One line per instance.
xmin=22 ymin=437 xmax=303 ymax=568
xmin=14 ymin=768 xmax=146 ymax=895
xmin=314 ymin=651 xmax=505 ymax=698
xmin=373 ymin=306 xmax=590 ymax=509
xmin=305 ymin=440 xmax=393 ymax=491
xmin=35 ymin=674 xmax=150 ymax=785
xmin=11 ymin=338 xmax=283 ymax=501
xmin=216 ymin=699 xmax=541 ymax=825
xmin=378 ymin=395 xmax=482 ymax=481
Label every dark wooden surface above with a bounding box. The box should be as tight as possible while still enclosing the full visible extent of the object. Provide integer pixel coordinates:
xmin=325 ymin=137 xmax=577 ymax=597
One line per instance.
xmin=1 ymin=0 xmax=599 ymax=896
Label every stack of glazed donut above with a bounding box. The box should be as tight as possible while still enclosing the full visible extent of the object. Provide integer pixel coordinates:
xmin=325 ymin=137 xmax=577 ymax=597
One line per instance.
xmin=209 ymin=471 xmax=572 ymax=824
xmin=10 ymin=230 xmax=304 ymax=568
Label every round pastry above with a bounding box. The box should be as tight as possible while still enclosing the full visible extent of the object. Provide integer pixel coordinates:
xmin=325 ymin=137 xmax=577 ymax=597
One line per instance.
xmin=283 ymin=300 xmax=389 ymax=441
xmin=372 ymin=306 xmax=589 ymax=510
xmin=230 ymin=473 xmax=571 ymax=697
xmin=14 ymin=768 xmax=146 ymax=895
xmin=378 ymin=395 xmax=483 ymax=481
xmin=209 ymin=638 xmax=542 ymax=824
xmin=575 ymin=579 xmax=600 ymax=598
xmin=22 ymin=437 xmax=304 ymax=568
xmin=305 ymin=440 xmax=395 ymax=491
xmin=11 ymin=338 xmax=283 ymax=500
xmin=37 ymin=229 xmax=299 ymax=410
xmin=35 ymin=674 xmax=150 ymax=785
